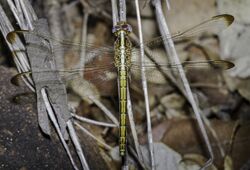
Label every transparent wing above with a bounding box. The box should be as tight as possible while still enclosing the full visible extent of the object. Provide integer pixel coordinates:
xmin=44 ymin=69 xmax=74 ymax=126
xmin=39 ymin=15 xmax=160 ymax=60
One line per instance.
xmin=132 ymin=14 xmax=234 ymax=50
xmin=130 ymin=59 xmax=234 ymax=84
xmin=6 ymin=29 xmax=115 ymax=67
xmin=6 ymin=14 xmax=234 ymax=61
xmin=7 ymin=14 xmax=235 ymax=99
xmin=10 ymin=61 xmax=118 ymax=100
xmin=11 ymin=57 xmax=234 ymax=100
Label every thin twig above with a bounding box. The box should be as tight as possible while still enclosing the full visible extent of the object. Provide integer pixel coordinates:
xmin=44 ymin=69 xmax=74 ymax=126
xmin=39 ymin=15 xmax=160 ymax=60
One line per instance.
xmin=67 ymin=120 xmax=90 ymax=170
xmin=14 ymin=0 xmax=25 ymax=24
xmin=21 ymin=0 xmax=38 ymax=22
xmin=79 ymin=11 xmax=89 ymax=76
xmin=19 ymin=0 xmax=37 ymax=29
xmin=72 ymin=113 xmax=117 ymax=128
xmin=74 ymin=121 xmax=113 ymax=151
xmin=135 ymin=0 xmax=155 ymax=169
xmin=119 ymin=0 xmax=126 ymax=21
xmin=7 ymin=0 xmax=25 ymax=29
xmin=202 ymin=117 xmax=225 ymax=157
xmin=165 ymin=0 xmax=171 ymax=10
xmin=127 ymin=87 xmax=144 ymax=165
xmin=228 ymin=120 xmax=241 ymax=155
xmin=89 ymin=96 xmax=119 ymax=126
xmin=111 ymin=0 xmax=118 ymax=25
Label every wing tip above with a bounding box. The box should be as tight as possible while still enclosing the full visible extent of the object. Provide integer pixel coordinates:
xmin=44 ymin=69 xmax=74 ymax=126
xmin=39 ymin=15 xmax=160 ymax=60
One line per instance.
xmin=10 ymin=71 xmax=32 ymax=86
xmin=10 ymin=74 xmax=20 ymax=86
xmin=213 ymin=14 xmax=234 ymax=26
xmin=213 ymin=60 xmax=235 ymax=70
xmin=6 ymin=31 xmax=16 ymax=44
xmin=225 ymin=60 xmax=235 ymax=70
xmin=6 ymin=30 xmax=29 ymax=43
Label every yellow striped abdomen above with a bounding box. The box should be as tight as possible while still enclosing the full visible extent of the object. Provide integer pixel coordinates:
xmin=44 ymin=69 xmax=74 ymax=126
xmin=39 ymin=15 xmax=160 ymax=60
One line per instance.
xmin=119 ymin=68 xmax=127 ymax=156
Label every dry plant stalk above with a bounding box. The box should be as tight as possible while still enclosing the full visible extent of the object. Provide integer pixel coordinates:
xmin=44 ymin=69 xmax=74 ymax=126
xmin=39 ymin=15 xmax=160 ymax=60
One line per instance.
xmin=152 ymin=0 xmax=214 ymax=169
xmin=134 ymin=0 xmax=156 ymax=169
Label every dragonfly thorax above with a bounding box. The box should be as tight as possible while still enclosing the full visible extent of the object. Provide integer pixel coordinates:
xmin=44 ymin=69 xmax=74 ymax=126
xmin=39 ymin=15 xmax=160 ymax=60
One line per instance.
xmin=114 ymin=32 xmax=132 ymax=68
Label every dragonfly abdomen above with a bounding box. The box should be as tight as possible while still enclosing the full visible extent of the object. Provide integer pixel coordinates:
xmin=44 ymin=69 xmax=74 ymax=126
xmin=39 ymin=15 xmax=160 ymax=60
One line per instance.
xmin=118 ymin=68 xmax=127 ymax=156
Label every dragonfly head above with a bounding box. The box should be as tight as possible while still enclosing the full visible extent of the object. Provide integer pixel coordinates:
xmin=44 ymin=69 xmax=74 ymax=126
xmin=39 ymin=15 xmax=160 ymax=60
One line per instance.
xmin=112 ymin=22 xmax=132 ymax=36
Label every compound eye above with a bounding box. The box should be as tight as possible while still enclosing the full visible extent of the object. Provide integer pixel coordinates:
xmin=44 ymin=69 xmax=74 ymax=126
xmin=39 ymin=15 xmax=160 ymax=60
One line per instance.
xmin=116 ymin=25 xmax=120 ymax=29
xmin=121 ymin=25 xmax=128 ymax=29
xmin=122 ymin=24 xmax=132 ymax=32
xmin=112 ymin=25 xmax=120 ymax=33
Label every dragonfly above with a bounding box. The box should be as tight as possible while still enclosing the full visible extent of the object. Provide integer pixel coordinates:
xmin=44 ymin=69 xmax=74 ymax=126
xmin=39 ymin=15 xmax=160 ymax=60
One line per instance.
xmin=7 ymin=14 xmax=235 ymax=157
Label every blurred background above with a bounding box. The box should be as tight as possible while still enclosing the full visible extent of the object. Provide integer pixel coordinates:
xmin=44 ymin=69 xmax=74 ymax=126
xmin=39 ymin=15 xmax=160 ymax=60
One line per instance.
xmin=0 ymin=0 xmax=250 ymax=170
